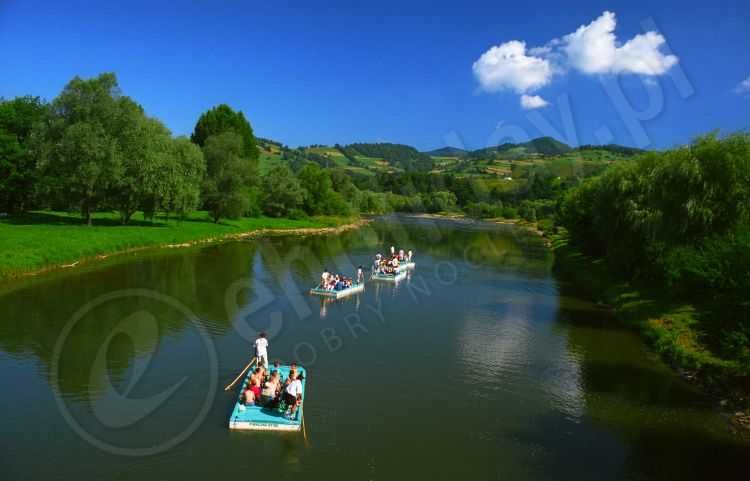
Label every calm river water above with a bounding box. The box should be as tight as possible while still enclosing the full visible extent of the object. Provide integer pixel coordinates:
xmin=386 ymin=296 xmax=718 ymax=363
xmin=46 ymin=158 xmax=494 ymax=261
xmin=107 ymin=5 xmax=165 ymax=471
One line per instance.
xmin=0 ymin=216 xmax=746 ymax=480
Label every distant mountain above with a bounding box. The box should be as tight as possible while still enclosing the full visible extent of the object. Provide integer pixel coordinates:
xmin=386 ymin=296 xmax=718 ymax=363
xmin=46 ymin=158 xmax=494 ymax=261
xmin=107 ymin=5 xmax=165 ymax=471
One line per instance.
xmin=520 ymin=136 xmax=573 ymax=155
xmin=460 ymin=137 xmax=648 ymax=160
xmin=466 ymin=137 xmax=569 ymax=159
xmin=424 ymin=146 xmax=468 ymax=157
xmin=345 ymin=142 xmax=434 ymax=172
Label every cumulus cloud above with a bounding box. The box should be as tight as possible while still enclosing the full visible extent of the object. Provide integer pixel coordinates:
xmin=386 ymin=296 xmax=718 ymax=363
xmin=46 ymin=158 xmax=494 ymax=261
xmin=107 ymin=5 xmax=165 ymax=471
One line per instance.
xmin=472 ymin=11 xmax=679 ymax=108
xmin=520 ymin=94 xmax=549 ymax=109
xmin=472 ymin=40 xmax=553 ymax=94
xmin=736 ymin=76 xmax=750 ymax=95
xmin=563 ymin=11 xmax=678 ymax=75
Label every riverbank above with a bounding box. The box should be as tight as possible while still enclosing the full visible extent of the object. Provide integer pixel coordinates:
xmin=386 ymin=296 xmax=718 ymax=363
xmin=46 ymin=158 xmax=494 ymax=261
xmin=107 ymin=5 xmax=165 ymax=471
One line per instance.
xmin=550 ymin=231 xmax=750 ymax=432
xmin=0 ymin=211 xmax=368 ymax=282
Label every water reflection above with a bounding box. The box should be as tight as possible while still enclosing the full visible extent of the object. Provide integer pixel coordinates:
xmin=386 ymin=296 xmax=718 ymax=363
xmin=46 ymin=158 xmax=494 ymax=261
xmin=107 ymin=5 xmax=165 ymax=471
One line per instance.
xmin=0 ymin=216 xmax=745 ymax=480
xmin=455 ymin=277 xmax=585 ymax=420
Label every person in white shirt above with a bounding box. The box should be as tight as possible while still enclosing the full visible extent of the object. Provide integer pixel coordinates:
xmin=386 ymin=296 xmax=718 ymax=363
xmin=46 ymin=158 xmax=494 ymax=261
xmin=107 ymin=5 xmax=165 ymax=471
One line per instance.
xmin=321 ymin=268 xmax=330 ymax=287
xmin=356 ymin=266 xmax=364 ymax=284
xmin=254 ymin=332 xmax=269 ymax=369
xmin=284 ymin=370 xmax=303 ymax=419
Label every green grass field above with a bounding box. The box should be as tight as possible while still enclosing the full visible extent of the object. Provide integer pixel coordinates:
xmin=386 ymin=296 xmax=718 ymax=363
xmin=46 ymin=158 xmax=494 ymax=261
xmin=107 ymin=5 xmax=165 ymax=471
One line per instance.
xmin=0 ymin=211 xmax=353 ymax=281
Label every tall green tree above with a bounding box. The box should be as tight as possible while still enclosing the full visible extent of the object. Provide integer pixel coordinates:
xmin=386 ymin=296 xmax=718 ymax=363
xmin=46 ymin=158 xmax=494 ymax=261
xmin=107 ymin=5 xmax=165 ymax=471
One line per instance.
xmin=330 ymin=168 xmax=360 ymax=202
xmin=0 ymin=96 xmax=48 ymax=213
xmin=201 ymin=132 xmax=253 ymax=223
xmin=191 ymin=104 xmax=259 ymax=165
xmin=109 ymin=100 xmax=174 ymax=224
xmin=159 ymin=137 xmax=206 ymax=219
xmin=297 ymin=162 xmax=333 ymax=215
xmin=261 ymin=165 xmax=304 ymax=217
xmin=558 ymin=132 xmax=750 ymax=279
xmin=38 ymin=73 xmax=123 ymax=224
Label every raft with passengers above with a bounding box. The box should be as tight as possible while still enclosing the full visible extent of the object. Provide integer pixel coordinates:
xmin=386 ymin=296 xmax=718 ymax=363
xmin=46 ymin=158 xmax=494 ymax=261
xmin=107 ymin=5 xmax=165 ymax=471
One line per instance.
xmin=371 ymin=246 xmax=414 ymax=282
xmin=309 ymin=266 xmax=366 ymax=298
xmin=228 ymin=333 xmax=307 ymax=432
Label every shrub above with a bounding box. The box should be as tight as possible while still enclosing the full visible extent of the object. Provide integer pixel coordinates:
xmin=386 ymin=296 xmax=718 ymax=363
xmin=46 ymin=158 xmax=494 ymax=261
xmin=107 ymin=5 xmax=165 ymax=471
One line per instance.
xmin=501 ymin=206 xmax=519 ymax=219
xmin=464 ymin=202 xmax=503 ymax=219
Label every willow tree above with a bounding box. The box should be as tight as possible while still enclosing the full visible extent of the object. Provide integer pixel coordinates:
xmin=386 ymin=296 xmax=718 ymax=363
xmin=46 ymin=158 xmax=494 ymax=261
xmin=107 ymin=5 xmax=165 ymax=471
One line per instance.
xmin=38 ymin=73 xmax=122 ymax=224
xmin=160 ymin=137 xmax=206 ymax=220
xmin=110 ymin=100 xmax=175 ymax=224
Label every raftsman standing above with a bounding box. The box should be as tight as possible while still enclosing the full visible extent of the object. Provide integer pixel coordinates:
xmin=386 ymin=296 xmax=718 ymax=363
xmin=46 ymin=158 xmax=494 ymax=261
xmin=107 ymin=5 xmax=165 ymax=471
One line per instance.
xmin=254 ymin=332 xmax=269 ymax=369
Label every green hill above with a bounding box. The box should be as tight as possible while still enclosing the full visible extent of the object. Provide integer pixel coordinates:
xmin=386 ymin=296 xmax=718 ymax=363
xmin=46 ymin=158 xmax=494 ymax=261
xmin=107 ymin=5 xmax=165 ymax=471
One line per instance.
xmin=469 ymin=136 xmax=573 ymax=159
xmin=521 ymin=136 xmax=573 ymax=155
xmin=256 ymin=135 xmax=643 ymax=183
xmin=345 ymin=142 xmax=434 ymax=172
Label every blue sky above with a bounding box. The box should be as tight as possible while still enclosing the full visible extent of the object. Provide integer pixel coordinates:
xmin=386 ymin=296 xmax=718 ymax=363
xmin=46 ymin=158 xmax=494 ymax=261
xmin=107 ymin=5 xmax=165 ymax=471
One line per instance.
xmin=1 ymin=1 xmax=748 ymax=150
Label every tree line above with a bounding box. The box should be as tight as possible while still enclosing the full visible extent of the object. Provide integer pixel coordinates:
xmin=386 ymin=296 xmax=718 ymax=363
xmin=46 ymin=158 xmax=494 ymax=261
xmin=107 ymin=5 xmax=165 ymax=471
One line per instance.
xmin=0 ymin=69 xmax=573 ymax=225
xmin=0 ymin=73 xmax=357 ymax=224
xmin=558 ymin=133 xmax=750 ymax=365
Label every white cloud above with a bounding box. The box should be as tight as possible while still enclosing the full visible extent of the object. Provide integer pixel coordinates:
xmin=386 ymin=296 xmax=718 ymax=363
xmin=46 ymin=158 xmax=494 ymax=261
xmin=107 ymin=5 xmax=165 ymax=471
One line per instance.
xmin=472 ymin=40 xmax=553 ymax=94
xmin=735 ymin=76 xmax=750 ymax=95
xmin=520 ymin=94 xmax=549 ymax=109
xmin=472 ymin=11 xmax=679 ymax=109
xmin=563 ymin=11 xmax=678 ymax=75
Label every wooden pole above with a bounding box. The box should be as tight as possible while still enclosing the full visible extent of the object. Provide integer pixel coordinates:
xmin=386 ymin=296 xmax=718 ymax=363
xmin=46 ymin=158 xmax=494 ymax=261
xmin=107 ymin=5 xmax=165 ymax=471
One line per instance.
xmin=301 ymin=405 xmax=309 ymax=446
xmin=224 ymin=357 xmax=257 ymax=392
xmin=301 ymin=368 xmax=309 ymax=446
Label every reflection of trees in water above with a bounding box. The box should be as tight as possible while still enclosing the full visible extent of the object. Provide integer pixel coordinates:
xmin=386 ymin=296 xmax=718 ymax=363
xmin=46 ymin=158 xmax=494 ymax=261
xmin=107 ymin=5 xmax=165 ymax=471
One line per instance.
xmin=191 ymin=242 xmax=257 ymax=324
xmin=0 ymin=243 xmax=256 ymax=397
xmin=251 ymin=218 xmax=551 ymax=291
xmin=0 ymin=217 xmax=551 ymax=398
xmin=259 ymin=227 xmax=381 ymax=280
xmin=369 ymin=217 xmax=552 ymax=276
xmin=554 ymin=280 xmax=749 ymax=480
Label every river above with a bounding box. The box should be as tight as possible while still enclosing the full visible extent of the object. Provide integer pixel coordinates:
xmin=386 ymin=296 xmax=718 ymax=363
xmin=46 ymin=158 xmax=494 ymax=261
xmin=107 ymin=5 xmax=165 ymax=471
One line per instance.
xmin=0 ymin=216 xmax=746 ymax=480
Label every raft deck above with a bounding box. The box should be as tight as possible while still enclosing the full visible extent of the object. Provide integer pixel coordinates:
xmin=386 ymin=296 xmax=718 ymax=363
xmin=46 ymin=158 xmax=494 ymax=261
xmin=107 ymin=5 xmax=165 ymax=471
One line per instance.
xmin=396 ymin=261 xmax=416 ymax=272
xmin=309 ymin=283 xmax=364 ymax=299
xmin=228 ymin=364 xmax=306 ymax=431
xmin=371 ymin=270 xmax=407 ymax=282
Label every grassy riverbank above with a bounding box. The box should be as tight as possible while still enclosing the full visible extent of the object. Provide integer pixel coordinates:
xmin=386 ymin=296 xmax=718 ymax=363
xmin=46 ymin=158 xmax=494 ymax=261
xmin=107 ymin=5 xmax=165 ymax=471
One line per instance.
xmin=551 ymin=231 xmax=750 ymax=415
xmin=0 ymin=211 xmax=360 ymax=281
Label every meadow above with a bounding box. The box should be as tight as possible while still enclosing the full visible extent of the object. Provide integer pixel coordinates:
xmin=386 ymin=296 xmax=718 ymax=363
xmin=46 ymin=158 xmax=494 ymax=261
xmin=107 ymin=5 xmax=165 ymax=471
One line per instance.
xmin=0 ymin=210 xmax=351 ymax=281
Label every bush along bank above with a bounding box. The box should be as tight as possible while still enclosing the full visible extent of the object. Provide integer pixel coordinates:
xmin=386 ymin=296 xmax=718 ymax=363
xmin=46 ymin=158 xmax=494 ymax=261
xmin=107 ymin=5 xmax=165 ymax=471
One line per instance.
xmin=550 ymin=231 xmax=750 ymax=433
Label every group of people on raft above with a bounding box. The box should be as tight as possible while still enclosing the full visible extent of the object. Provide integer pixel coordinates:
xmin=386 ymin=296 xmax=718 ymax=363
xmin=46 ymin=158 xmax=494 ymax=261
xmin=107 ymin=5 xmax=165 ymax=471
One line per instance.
xmin=373 ymin=246 xmax=413 ymax=275
xmin=315 ymin=245 xmax=414 ymax=288
xmin=241 ymin=333 xmax=303 ymax=420
xmin=319 ymin=266 xmax=365 ymax=291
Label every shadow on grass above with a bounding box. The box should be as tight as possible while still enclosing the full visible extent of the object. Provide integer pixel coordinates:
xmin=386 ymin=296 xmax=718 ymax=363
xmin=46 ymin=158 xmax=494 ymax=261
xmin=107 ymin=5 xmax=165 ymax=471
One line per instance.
xmin=1 ymin=211 xmax=166 ymax=227
xmin=0 ymin=211 xmax=228 ymax=228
